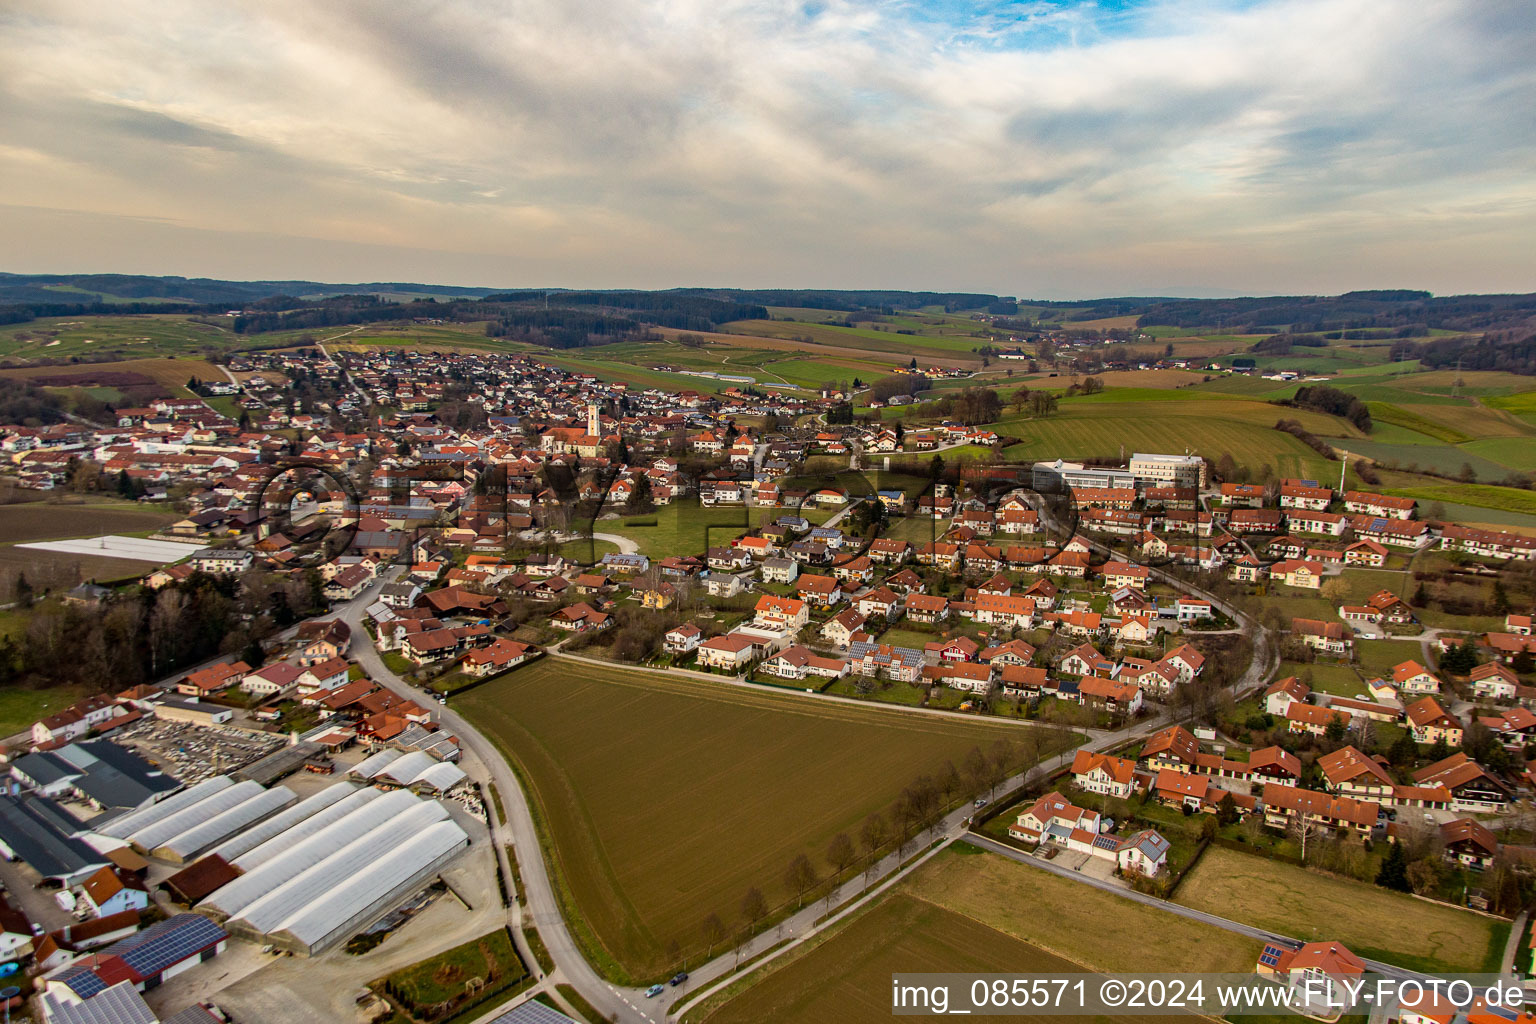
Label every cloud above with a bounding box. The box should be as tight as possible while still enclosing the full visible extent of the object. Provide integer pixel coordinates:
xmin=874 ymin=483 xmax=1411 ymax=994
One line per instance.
xmin=0 ymin=0 xmax=1531 ymax=295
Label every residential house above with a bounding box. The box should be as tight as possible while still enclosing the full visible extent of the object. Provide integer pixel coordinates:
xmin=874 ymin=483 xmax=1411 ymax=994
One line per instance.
xmin=1070 ymin=750 xmax=1138 ymax=798
xmin=1405 ymin=696 xmax=1463 ymax=746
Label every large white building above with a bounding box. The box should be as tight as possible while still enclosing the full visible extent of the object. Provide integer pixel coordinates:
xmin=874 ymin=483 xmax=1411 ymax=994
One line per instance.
xmin=1031 ymin=460 xmax=1136 ymax=493
xmin=1129 ymin=452 xmax=1207 ymax=490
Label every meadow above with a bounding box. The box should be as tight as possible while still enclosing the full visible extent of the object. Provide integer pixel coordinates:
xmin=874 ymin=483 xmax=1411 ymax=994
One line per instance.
xmin=988 ymin=397 xmax=1345 ymax=481
xmin=1175 ymin=848 xmax=1507 ymax=973
xmin=454 ymin=660 xmax=1070 ymax=981
xmin=0 ymin=314 xmax=235 ymax=362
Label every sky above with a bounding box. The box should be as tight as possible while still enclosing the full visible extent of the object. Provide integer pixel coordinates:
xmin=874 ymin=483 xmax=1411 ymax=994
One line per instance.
xmin=0 ymin=0 xmax=1532 ymax=298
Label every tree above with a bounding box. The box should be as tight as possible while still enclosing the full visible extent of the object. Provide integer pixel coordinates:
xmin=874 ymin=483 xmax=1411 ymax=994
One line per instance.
xmin=859 ymin=812 xmax=890 ymax=876
xmin=1438 ymin=639 xmax=1478 ymax=675
xmin=783 ymin=853 xmax=818 ymax=908
xmin=1216 ymin=791 xmax=1239 ymax=826
xmin=1028 ymin=391 xmax=1058 ymax=417
xmin=1459 ymin=462 xmax=1477 ymax=483
xmin=625 ymin=473 xmax=654 ymax=514
xmin=1376 ymin=840 xmax=1410 ymax=891
xmin=740 ymin=887 xmax=767 ymax=932
xmin=1387 ymin=731 xmax=1419 ymax=767
xmin=928 ymin=454 xmax=945 ymax=480
xmin=1492 ymin=580 xmax=1511 ymax=616
xmin=825 ymin=832 xmax=855 ymax=880
xmin=1324 ymin=714 xmax=1347 ymax=743
xmin=701 ymin=912 xmax=726 ymax=957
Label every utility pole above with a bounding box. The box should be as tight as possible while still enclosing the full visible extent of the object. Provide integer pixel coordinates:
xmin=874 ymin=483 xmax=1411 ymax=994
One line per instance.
xmin=1338 ymin=454 xmax=1347 ymax=494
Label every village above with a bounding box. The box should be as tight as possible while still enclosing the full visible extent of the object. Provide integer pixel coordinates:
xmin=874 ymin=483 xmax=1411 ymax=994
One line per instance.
xmin=3 ymin=344 xmax=1536 ymax=1024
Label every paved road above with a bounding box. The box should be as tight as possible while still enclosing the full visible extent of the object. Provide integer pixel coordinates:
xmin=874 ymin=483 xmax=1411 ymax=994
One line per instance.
xmin=335 ymin=570 xmax=655 ymax=1024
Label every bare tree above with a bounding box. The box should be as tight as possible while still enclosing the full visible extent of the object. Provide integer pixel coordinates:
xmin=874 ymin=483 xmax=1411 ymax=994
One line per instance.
xmin=784 ymin=853 xmax=818 ymax=909
xmin=860 ymin=812 xmax=890 ymax=879
xmin=740 ymin=887 xmax=767 ymax=935
xmin=701 ymin=912 xmax=726 ymax=958
xmin=939 ymin=760 xmax=962 ymax=805
xmin=826 ymin=832 xmax=856 ymax=880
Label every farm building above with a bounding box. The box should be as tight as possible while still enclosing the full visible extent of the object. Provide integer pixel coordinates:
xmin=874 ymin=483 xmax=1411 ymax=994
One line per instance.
xmin=199 ymin=788 xmax=469 ymax=955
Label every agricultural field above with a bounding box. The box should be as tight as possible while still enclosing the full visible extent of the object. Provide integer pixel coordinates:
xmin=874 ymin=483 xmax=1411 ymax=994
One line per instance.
xmin=719 ymin=318 xmax=986 ymax=365
xmin=454 ymin=660 xmax=1073 ymax=981
xmin=1174 ymin=848 xmax=1507 ymax=973
xmin=0 ymin=499 xmax=182 ymax=590
xmin=693 ymin=845 xmax=1258 ymax=1024
xmin=0 ymin=499 xmax=180 ymax=544
xmin=0 ymin=355 xmax=225 ymax=393
xmin=0 ymin=314 xmax=236 ymax=363
xmin=694 ymin=894 xmax=1084 ymax=1024
xmin=988 ymin=397 xmax=1344 ymax=481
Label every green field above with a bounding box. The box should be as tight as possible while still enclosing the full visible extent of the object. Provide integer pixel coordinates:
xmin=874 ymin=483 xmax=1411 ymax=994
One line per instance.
xmin=988 ymin=399 xmax=1343 ymax=480
xmin=0 ymin=683 xmax=94 ymax=741
xmin=1175 ymin=848 xmax=1506 ymax=973
xmin=1386 ymin=483 xmax=1536 ymax=517
xmin=455 ymin=659 xmax=1071 ymax=981
xmin=600 ymin=501 xmax=770 ymax=557
xmin=0 ymin=314 xmax=236 ymax=362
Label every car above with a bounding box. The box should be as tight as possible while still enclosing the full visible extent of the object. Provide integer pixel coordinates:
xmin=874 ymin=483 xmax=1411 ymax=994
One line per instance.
xmin=670 ymin=972 xmax=689 ymax=986
xmin=973 ymin=798 xmax=987 ymax=808
xmin=646 ymin=985 xmax=665 ymax=998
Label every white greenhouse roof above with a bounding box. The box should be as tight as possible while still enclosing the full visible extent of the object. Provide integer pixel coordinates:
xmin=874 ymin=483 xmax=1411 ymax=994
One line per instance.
xmin=153 ymin=786 xmax=298 ymax=862
xmin=409 ymin=761 xmax=467 ymax=793
xmin=348 ymin=748 xmax=403 ymax=780
xmin=208 ymin=783 xmax=357 ymax=865
xmin=229 ymin=786 xmax=384 ymax=873
xmin=266 ymin=820 xmax=469 ymax=952
xmin=228 ymin=800 xmax=451 ymax=935
xmin=203 ymin=789 xmax=422 ymax=918
xmin=95 ymin=777 xmax=233 ymax=840
xmin=377 ymin=749 xmax=438 ymax=785
xmin=128 ymin=779 xmax=266 ymax=851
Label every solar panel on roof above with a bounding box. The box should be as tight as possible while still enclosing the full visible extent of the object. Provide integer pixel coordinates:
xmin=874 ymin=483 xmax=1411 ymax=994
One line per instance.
xmin=115 ymin=914 xmax=226 ymax=978
xmin=486 ymin=1000 xmax=581 ymax=1024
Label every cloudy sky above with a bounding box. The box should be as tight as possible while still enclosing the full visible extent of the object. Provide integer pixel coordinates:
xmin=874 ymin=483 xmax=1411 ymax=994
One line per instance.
xmin=1 ymin=0 xmax=1532 ymax=297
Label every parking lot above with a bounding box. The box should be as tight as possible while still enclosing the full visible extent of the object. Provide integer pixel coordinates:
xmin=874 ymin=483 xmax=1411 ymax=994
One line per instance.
xmin=112 ymin=717 xmax=286 ymax=782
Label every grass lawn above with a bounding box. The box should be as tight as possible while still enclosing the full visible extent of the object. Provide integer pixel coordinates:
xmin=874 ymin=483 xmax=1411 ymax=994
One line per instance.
xmin=1288 ymin=662 xmax=1364 ymax=698
xmin=820 ymin=678 xmax=929 ymax=706
xmin=1352 ymin=637 xmax=1426 ymax=678
xmin=550 ymin=538 xmax=620 ymax=565
xmin=601 ymin=501 xmax=760 ymax=557
xmin=0 ymin=683 xmax=93 ymax=741
xmin=986 ymin=397 xmax=1350 ymax=481
xmin=1174 ymin=847 xmax=1506 ymax=973
xmin=455 ymin=658 xmax=1075 ymax=982
xmin=380 ymin=928 xmax=525 ymax=1012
